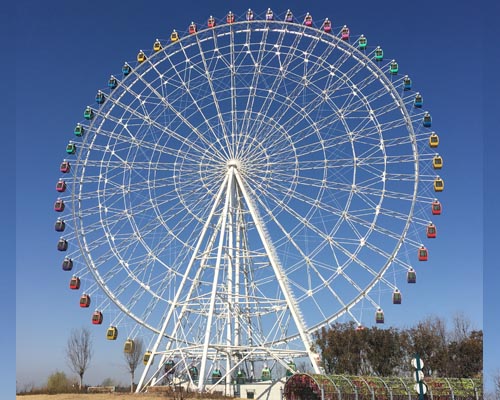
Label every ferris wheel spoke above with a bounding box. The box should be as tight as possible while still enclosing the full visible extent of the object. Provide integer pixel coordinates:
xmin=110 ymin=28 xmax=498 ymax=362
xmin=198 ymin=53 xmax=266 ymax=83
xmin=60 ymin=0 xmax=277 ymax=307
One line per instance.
xmin=124 ymin=66 xmax=228 ymax=160
xmin=162 ymin=40 xmax=232 ymax=159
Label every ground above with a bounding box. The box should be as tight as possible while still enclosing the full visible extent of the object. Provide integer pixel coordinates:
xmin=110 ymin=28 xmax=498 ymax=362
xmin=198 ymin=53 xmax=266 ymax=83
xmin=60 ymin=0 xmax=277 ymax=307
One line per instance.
xmin=17 ymin=395 xmax=206 ymax=400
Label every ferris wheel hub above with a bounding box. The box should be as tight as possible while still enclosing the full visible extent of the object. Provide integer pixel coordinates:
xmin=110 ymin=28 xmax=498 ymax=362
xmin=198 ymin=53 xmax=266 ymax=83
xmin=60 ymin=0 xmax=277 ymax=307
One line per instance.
xmin=227 ymin=159 xmax=242 ymax=170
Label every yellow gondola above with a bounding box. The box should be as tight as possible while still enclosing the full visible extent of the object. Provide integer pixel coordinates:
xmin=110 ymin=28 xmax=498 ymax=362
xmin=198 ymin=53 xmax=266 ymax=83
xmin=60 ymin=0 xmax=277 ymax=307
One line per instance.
xmin=124 ymin=339 xmax=135 ymax=353
xmin=170 ymin=30 xmax=179 ymax=42
xmin=106 ymin=326 xmax=118 ymax=340
xmin=137 ymin=50 xmax=146 ymax=63
xmin=153 ymin=39 xmax=162 ymax=52
xmin=143 ymin=351 xmax=152 ymax=365
xmin=434 ymin=177 xmax=444 ymax=192
xmin=429 ymin=132 xmax=439 ymax=148
xmin=432 ymin=154 xmax=443 ymax=169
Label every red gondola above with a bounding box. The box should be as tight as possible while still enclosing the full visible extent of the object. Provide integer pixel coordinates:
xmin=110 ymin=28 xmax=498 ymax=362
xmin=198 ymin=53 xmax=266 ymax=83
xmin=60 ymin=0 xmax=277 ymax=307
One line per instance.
xmin=431 ymin=200 xmax=442 ymax=215
xmin=304 ymin=12 xmax=313 ymax=26
xmin=56 ymin=179 xmax=66 ymax=193
xmin=226 ymin=11 xmax=235 ymax=24
xmin=341 ymin=25 xmax=350 ymax=40
xmin=355 ymin=325 xmax=365 ymax=331
xmin=54 ymin=198 xmax=65 ymax=212
xmin=208 ymin=16 xmax=216 ymax=28
xmin=92 ymin=311 xmax=103 ymax=325
xmin=69 ymin=276 xmax=80 ymax=290
xmin=80 ymin=294 xmax=91 ymax=308
xmin=60 ymin=160 xmax=71 ymax=173
xmin=323 ymin=18 xmax=332 ymax=33
xmin=189 ymin=22 xmax=197 ymax=34
xmin=418 ymin=246 xmax=428 ymax=261
xmin=426 ymin=223 xmax=437 ymax=239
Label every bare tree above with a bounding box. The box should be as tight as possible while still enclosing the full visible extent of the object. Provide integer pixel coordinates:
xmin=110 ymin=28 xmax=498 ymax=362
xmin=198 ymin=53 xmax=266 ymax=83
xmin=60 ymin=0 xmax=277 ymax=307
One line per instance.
xmin=124 ymin=338 xmax=144 ymax=392
xmin=65 ymin=327 xmax=93 ymax=390
xmin=451 ymin=312 xmax=473 ymax=342
xmin=494 ymin=370 xmax=500 ymax=400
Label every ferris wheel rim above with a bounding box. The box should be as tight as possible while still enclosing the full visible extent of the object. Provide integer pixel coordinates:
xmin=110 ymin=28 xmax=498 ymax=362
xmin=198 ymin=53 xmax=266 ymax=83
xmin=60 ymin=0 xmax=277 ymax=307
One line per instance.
xmin=61 ymin=13 xmax=435 ymax=351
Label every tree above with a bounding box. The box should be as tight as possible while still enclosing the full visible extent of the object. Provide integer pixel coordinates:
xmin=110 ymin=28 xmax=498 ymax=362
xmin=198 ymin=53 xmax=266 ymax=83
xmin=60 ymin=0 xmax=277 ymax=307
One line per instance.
xmin=451 ymin=312 xmax=473 ymax=342
xmin=124 ymin=338 xmax=144 ymax=392
xmin=447 ymin=330 xmax=482 ymax=378
xmin=493 ymin=370 xmax=500 ymax=400
xmin=65 ymin=327 xmax=93 ymax=390
xmin=315 ymin=322 xmax=365 ymax=375
xmin=46 ymin=371 xmax=74 ymax=394
xmin=365 ymin=327 xmax=403 ymax=376
xmin=406 ymin=316 xmax=448 ymax=376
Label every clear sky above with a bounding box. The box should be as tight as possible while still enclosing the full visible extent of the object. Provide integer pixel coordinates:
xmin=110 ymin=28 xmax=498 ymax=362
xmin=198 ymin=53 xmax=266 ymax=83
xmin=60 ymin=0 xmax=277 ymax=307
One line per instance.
xmin=12 ymin=0 xmax=496 ymax=397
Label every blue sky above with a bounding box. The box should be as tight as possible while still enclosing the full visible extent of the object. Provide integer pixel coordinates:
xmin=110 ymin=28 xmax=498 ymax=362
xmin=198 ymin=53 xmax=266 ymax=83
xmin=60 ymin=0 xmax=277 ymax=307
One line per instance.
xmin=11 ymin=0 xmax=496 ymax=397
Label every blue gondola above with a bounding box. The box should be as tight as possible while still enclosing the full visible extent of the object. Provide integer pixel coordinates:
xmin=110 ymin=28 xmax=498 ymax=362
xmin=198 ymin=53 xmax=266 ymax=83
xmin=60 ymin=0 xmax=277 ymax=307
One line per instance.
xmin=108 ymin=76 xmax=118 ymax=89
xmin=414 ymin=93 xmax=423 ymax=108
xmin=95 ymin=91 xmax=105 ymax=105
xmin=403 ymin=75 xmax=412 ymax=91
xmin=423 ymin=112 xmax=432 ymax=127
xmin=122 ymin=63 xmax=131 ymax=76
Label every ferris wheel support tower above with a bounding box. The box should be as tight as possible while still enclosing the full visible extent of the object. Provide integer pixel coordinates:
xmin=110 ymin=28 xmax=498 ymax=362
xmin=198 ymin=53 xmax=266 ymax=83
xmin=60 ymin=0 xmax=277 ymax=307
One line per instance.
xmin=137 ymin=164 xmax=320 ymax=392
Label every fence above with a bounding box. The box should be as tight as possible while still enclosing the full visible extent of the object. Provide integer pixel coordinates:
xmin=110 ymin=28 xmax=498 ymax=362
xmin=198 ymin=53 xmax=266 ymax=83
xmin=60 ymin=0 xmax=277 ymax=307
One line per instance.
xmin=283 ymin=373 xmax=482 ymax=400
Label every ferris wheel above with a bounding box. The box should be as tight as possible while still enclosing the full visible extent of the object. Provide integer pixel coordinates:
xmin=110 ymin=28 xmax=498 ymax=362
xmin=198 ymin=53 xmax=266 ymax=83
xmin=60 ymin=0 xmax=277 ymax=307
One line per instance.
xmin=54 ymin=8 xmax=443 ymax=392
